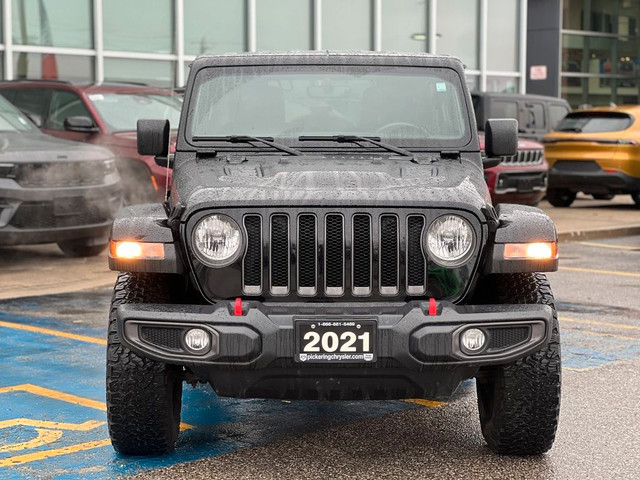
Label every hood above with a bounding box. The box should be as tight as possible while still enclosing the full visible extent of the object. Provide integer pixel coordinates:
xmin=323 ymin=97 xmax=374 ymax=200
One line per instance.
xmin=0 ymin=132 xmax=113 ymax=163
xmin=172 ymin=154 xmax=491 ymax=217
xmin=478 ymin=133 xmax=543 ymax=151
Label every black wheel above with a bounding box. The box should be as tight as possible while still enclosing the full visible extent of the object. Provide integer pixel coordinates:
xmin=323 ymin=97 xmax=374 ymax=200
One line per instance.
xmin=546 ymin=188 xmax=576 ymax=207
xmin=631 ymin=192 xmax=640 ymax=207
xmin=106 ymin=272 xmax=183 ymax=455
xmin=57 ymin=238 xmax=108 ymax=257
xmin=474 ymin=273 xmax=561 ymax=456
xmin=592 ymin=193 xmax=614 ymax=200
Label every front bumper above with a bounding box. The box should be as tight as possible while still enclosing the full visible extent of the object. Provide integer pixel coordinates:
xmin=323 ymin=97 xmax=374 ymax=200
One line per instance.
xmin=117 ymin=300 xmax=554 ymax=400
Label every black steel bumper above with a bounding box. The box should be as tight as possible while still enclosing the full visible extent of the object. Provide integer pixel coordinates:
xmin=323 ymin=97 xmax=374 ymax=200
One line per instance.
xmin=116 ymin=300 xmax=554 ymax=400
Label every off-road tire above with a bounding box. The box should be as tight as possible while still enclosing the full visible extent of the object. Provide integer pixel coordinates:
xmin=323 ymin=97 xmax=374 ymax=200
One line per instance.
xmin=106 ymin=272 xmax=183 ymax=456
xmin=57 ymin=238 xmax=108 ymax=257
xmin=475 ymin=273 xmax=561 ymax=455
xmin=546 ymin=188 xmax=576 ymax=207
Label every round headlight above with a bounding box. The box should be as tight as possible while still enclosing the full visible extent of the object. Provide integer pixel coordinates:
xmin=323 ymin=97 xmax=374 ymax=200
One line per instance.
xmin=192 ymin=214 xmax=242 ymax=267
xmin=426 ymin=215 xmax=475 ymax=267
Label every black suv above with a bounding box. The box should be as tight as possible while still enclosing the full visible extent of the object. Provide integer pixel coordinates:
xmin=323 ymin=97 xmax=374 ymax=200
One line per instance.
xmin=0 ymin=95 xmax=121 ymax=256
xmin=106 ymin=52 xmax=561 ymax=457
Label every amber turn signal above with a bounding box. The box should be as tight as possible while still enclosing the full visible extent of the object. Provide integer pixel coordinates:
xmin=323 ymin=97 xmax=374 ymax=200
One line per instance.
xmin=503 ymin=242 xmax=558 ymax=260
xmin=109 ymin=241 xmax=165 ymax=259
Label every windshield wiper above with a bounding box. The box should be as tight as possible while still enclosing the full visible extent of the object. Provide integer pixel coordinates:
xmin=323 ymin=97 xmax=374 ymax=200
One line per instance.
xmin=192 ymin=135 xmax=303 ymax=156
xmin=299 ymin=135 xmax=415 ymax=158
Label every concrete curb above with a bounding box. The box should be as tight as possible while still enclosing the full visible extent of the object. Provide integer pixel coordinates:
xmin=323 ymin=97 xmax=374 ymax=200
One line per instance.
xmin=558 ymin=224 xmax=640 ymax=242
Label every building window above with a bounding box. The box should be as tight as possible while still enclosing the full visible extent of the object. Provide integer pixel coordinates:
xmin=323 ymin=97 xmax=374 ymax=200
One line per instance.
xmin=486 ymin=76 xmax=519 ymax=93
xmin=12 ymin=0 xmax=92 ymax=48
xmin=103 ymin=0 xmax=174 ymax=54
xmin=14 ymin=53 xmax=94 ymax=83
xmin=184 ymin=0 xmax=245 ymax=55
xmin=381 ymin=0 xmax=428 ymax=53
xmin=486 ymin=0 xmax=519 ymax=72
xmin=256 ymin=0 xmax=312 ymax=51
xmin=322 ymin=0 xmax=372 ymax=50
xmin=437 ymin=0 xmax=478 ymax=69
xmin=104 ymin=58 xmax=174 ymax=87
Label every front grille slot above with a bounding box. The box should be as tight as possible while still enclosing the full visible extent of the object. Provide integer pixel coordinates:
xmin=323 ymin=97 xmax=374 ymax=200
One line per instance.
xmin=406 ymin=215 xmax=426 ymax=294
xmin=500 ymin=149 xmax=543 ymax=165
xmin=379 ymin=215 xmax=399 ymax=295
xmin=352 ymin=214 xmax=372 ymax=296
xmin=270 ymin=215 xmax=289 ymax=295
xmin=297 ymin=214 xmax=317 ymax=296
xmin=243 ymin=215 xmax=262 ymax=294
xmin=325 ymin=214 xmax=345 ymax=296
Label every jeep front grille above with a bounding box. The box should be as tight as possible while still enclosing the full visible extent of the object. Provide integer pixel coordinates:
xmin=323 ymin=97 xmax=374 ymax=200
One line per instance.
xmin=242 ymin=211 xmax=427 ymax=297
xmin=500 ymin=149 xmax=543 ymax=165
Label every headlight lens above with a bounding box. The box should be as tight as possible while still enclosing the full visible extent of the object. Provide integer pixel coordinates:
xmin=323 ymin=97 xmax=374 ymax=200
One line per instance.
xmin=426 ymin=215 xmax=475 ymax=267
xmin=193 ymin=214 xmax=242 ymax=266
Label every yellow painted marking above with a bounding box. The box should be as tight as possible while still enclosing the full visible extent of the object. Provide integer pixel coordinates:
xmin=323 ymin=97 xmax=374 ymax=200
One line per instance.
xmin=0 ymin=428 xmax=63 ymax=453
xmin=559 ymin=266 xmax=640 ymax=279
xmin=0 ymin=439 xmax=112 ymax=467
xmin=560 ymin=317 xmax=640 ymax=332
xmin=0 ymin=320 xmax=106 ymax=346
xmin=0 ymin=419 xmax=104 ymax=431
xmin=403 ymin=399 xmax=446 ymax=407
xmin=0 ymin=384 xmax=106 ymax=411
xmin=561 ymin=326 xmax=638 ymax=342
xmin=578 ymin=241 xmax=640 ymax=251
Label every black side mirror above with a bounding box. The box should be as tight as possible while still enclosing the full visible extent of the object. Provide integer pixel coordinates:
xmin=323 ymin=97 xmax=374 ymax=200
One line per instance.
xmin=137 ymin=119 xmax=170 ymax=156
xmin=64 ymin=116 xmax=98 ymax=133
xmin=485 ymin=119 xmax=518 ymax=158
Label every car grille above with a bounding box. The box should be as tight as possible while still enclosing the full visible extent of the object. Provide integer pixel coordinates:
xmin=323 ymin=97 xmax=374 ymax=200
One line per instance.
xmin=500 ymin=149 xmax=543 ymax=165
xmin=15 ymin=162 xmax=105 ymax=188
xmin=241 ymin=211 xmax=428 ymax=297
xmin=9 ymin=200 xmax=113 ymax=229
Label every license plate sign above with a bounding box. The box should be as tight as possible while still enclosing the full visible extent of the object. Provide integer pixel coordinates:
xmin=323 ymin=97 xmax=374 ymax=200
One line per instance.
xmin=295 ymin=320 xmax=377 ymax=363
xmin=517 ymin=177 xmax=540 ymax=192
xmin=54 ymin=197 xmax=83 ymax=216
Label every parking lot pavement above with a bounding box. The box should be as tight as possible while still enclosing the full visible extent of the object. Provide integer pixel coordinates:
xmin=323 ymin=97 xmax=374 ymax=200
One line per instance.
xmin=0 ymin=234 xmax=638 ymax=479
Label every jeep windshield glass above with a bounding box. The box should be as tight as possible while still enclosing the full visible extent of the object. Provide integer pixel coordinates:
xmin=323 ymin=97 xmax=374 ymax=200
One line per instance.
xmin=88 ymin=93 xmax=182 ymax=133
xmin=0 ymin=95 xmax=39 ymax=133
xmin=188 ymin=65 xmax=471 ymax=149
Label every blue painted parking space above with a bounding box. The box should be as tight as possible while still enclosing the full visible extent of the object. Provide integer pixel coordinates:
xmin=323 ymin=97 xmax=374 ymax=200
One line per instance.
xmin=0 ymin=310 xmax=417 ymax=479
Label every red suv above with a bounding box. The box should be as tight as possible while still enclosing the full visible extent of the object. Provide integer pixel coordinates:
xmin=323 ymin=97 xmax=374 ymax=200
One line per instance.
xmin=0 ymin=81 xmax=182 ymax=203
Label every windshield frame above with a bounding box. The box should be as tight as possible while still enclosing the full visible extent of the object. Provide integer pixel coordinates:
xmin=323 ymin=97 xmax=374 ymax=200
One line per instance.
xmin=183 ymin=63 xmax=474 ymax=152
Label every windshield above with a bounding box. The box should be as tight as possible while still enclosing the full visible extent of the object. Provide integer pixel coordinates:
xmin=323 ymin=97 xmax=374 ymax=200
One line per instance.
xmin=0 ymin=95 xmax=39 ymax=133
xmin=556 ymin=112 xmax=632 ymax=133
xmin=188 ymin=65 xmax=470 ymax=148
xmin=88 ymin=92 xmax=182 ymax=132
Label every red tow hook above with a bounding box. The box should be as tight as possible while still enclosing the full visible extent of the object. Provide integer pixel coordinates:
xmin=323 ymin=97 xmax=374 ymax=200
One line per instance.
xmin=234 ymin=297 xmax=243 ymax=316
xmin=428 ymin=298 xmax=438 ymax=316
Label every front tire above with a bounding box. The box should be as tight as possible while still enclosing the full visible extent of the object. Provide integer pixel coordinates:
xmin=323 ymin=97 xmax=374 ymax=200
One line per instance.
xmin=475 ymin=273 xmax=561 ymax=455
xmin=631 ymin=192 xmax=640 ymax=207
xmin=106 ymin=272 xmax=183 ymax=456
xmin=546 ymin=188 xmax=576 ymax=207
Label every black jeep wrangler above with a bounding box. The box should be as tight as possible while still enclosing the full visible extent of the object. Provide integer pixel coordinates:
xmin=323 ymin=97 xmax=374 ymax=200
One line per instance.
xmin=106 ymin=52 xmax=561 ymax=457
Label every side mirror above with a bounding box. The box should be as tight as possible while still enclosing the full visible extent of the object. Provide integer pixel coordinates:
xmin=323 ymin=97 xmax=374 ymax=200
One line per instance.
xmin=137 ymin=119 xmax=170 ymax=156
xmin=64 ymin=116 xmax=98 ymax=133
xmin=485 ymin=119 xmax=518 ymax=158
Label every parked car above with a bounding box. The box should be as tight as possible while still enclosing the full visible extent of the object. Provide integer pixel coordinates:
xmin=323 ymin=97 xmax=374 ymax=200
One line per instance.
xmin=0 ymin=95 xmax=121 ymax=256
xmin=473 ymin=92 xmax=571 ymax=141
xmin=0 ymin=80 xmax=182 ymax=204
xmin=106 ymin=52 xmax=560 ymax=457
xmin=543 ymin=105 xmax=640 ymax=207
xmin=479 ymin=133 xmax=548 ymax=206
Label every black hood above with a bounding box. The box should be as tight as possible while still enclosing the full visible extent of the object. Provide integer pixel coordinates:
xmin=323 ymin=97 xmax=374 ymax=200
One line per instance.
xmin=172 ymin=154 xmax=491 ymax=219
xmin=0 ymin=132 xmax=112 ymax=163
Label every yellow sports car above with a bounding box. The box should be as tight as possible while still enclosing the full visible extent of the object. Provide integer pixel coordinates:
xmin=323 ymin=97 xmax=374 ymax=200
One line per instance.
xmin=542 ymin=105 xmax=640 ymax=207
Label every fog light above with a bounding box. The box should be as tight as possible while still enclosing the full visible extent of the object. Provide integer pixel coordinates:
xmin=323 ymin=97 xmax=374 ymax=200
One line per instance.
xmin=184 ymin=328 xmax=210 ymax=353
xmin=461 ymin=328 xmax=486 ymax=352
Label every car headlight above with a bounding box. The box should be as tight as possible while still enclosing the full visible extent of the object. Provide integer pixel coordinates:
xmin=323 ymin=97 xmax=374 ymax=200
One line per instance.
xmin=192 ymin=214 xmax=242 ymax=267
xmin=103 ymin=159 xmax=117 ymax=176
xmin=426 ymin=215 xmax=475 ymax=267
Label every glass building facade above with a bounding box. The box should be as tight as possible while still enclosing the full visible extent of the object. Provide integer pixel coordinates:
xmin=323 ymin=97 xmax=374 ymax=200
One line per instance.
xmin=0 ymin=0 xmax=527 ymax=92
xmin=561 ymin=0 xmax=640 ymax=107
